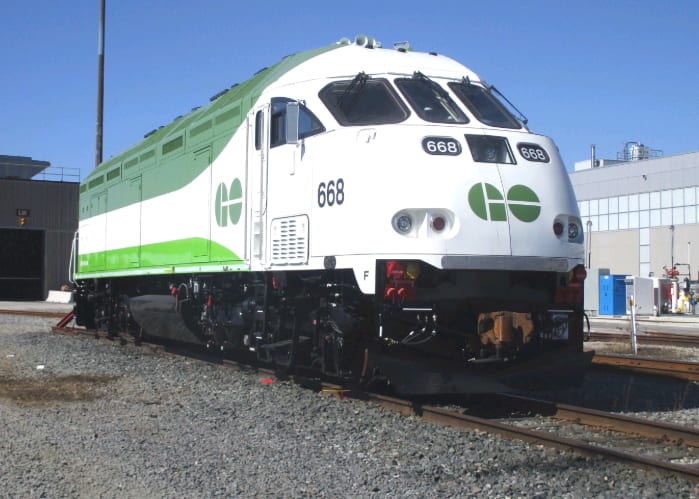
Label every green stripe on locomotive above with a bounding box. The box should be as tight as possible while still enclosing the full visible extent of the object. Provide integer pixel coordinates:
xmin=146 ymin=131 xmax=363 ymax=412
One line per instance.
xmin=77 ymin=237 xmax=241 ymax=273
xmin=79 ymin=41 xmax=342 ymax=219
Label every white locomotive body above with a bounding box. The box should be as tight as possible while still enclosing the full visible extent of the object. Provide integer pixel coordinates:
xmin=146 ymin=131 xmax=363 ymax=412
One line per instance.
xmin=73 ymin=36 xmax=588 ymax=393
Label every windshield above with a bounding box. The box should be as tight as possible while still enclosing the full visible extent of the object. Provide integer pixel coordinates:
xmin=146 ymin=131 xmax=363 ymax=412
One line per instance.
xmin=319 ymin=73 xmax=409 ymax=126
xmin=448 ymin=81 xmax=522 ymax=129
xmin=395 ymin=74 xmax=468 ymax=124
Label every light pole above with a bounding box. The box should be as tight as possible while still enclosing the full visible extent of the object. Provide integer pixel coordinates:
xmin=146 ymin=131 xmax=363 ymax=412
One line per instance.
xmin=585 ymin=220 xmax=592 ymax=268
xmin=95 ymin=0 xmax=105 ymax=167
xmin=670 ymin=224 xmax=675 ymax=270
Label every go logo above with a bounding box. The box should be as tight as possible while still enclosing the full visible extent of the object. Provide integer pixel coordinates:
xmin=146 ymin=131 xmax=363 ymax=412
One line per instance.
xmin=468 ymin=183 xmax=541 ymax=222
xmin=215 ymin=178 xmax=243 ymax=227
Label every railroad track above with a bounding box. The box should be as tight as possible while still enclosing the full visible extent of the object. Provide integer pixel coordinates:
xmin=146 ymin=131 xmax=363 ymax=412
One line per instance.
xmin=592 ymin=354 xmax=699 ymax=382
xmin=48 ymin=320 xmax=699 ymax=483
xmin=346 ymin=391 xmax=699 ymax=483
xmin=589 ymin=331 xmax=699 ymax=348
xmin=0 ymin=309 xmax=67 ymax=319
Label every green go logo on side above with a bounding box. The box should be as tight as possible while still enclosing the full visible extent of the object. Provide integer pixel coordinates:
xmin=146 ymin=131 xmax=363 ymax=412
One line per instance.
xmin=215 ymin=178 xmax=243 ymax=227
xmin=468 ymin=183 xmax=541 ymax=222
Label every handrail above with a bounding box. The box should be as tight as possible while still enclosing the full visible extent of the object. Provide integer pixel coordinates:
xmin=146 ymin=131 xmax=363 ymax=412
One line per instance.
xmin=68 ymin=230 xmax=79 ymax=284
xmin=32 ymin=166 xmax=81 ymax=182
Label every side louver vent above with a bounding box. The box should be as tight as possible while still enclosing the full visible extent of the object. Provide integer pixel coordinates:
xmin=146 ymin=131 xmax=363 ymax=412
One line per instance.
xmin=270 ymin=215 xmax=309 ymax=265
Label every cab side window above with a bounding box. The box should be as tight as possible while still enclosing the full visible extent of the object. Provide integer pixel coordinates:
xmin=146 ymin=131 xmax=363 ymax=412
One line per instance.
xmin=255 ymin=111 xmax=263 ymax=150
xmin=269 ymin=97 xmax=325 ymax=148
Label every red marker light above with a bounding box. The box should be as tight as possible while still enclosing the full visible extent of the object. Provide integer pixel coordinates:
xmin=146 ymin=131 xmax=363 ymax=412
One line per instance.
xmin=386 ymin=261 xmax=405 ymax=279
xmin=431 ymin=216 xmax=446 ymax=232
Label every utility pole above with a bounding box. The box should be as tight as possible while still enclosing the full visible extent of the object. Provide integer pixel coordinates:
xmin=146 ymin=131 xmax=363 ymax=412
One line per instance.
xmin=585 ymin=220 xmax=592 ymax=268
xmin=95 ymin=0 xmax=105 ymax=167
xmin=670 ymin=224 xmax=675 ymax=270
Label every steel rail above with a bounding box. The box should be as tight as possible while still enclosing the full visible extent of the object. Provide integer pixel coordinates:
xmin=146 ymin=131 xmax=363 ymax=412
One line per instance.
xmin=0 ymin=309 xmax=67 ymax=319
xmin=501 ymin=393 xmax=699 ymax=447
xmin=352 ymin=392 xmax=699 ymax=483
xmin=592 ymin=353 xmax=699 ymax=381
xmin=590 ymin=331 xmax=699 ymax=347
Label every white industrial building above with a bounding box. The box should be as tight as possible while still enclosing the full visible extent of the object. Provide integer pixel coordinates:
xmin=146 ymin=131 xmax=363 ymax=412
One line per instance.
xmin=569 ymin=143 xmax=699 ymax=293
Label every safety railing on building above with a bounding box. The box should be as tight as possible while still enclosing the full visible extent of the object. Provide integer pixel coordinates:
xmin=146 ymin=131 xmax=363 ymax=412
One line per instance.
xmin=33 ymin=166 xmax=81 ymax=182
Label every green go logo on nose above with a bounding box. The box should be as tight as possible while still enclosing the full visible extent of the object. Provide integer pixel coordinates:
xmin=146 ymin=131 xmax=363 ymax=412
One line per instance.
xmin=215 ymin=178 xmax=243 ymax=227
xmin=468 ymin=183 xmax=541 ymax=222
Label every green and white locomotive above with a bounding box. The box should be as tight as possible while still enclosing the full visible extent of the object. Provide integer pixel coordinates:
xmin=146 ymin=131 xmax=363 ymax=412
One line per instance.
xmin=72 ymin=35 xmax=588 ymax=393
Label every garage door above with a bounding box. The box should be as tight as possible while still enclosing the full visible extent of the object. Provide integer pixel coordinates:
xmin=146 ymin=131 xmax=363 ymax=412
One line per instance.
xmin=0 ymin=228 xmax=45 ymax=300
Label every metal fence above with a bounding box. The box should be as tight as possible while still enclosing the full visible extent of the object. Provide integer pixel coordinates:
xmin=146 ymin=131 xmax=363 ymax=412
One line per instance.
xmin=33 ymin=166 xmax=81 ymax=182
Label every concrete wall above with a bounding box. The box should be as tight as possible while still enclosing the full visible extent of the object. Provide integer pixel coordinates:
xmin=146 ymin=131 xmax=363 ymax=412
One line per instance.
xmin=588 ymin=229 xmax=638 ymax=275
xmin=650 ymin=224 xmax=698 ymax=279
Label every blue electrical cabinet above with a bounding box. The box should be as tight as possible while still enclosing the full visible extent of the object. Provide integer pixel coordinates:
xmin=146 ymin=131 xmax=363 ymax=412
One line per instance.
xmin=599 ymin=274 xmax=628 ymax=315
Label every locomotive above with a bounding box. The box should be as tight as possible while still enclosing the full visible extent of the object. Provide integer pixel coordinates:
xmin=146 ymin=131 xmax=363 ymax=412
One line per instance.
xmin=72 ymin=35 xmax=589 ymax=393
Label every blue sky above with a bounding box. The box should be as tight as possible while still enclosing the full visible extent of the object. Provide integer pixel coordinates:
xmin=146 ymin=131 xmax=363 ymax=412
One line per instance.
xmin=1 ymin=1 xmax=697 ymax=180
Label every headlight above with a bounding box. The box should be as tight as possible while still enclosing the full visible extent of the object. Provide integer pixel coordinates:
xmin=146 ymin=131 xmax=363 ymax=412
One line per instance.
xmin=554 ymin=215 xmax=583 ymax=242
xmin=394 ymin=213 xmax=413 ymax=233
xmin=568 ymin=223 xmax=579 ymax=240
xmin=465 ymin=135 xmax=515 ymax=164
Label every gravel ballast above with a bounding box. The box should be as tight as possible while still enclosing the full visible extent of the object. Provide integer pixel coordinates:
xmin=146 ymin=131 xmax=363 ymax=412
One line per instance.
xmin=1 ymin=315 xmax=698 ymax=498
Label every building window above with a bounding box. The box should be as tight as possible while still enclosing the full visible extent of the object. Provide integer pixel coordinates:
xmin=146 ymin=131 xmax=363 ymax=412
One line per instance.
xmin=672 ymin=188 xmax=684 ymax=207
xmin=673 ymin=207 xmax=684 ymax=225
xmin=684 ymin=187 xmax=696 ymax=206
xmin=639 ymin=210 xmax=649 ymax=227
xmin=661 ymin=208 xmax=672 ymax=225
xmin=638 ymin=193 xmax=648 ymax=210
xmin=639 ymin=227 xmax=650 ymax=245
xmin=619 ymin=195 xmax=628 ymax=213
xmin=661 ymin=190 xmax=672 ymax=208
xmin=579 ymin=200 xmax=589 ymax=217
xmin=609 ymin=213 xmax=618 ymax=230
xmin=609 ymin=196 xmax=619 ymax=214
xmin=629 ymin=194 xmax=640 ymax=211
xmin=650 ymin=191 xmax=661 ymax=209
xmin=619 ymin=212 xmax=629 ymax=229
xmin=629 ymin=211 xmax=639 ymax=229
xmin=685 ymin=206 xmax=696 ymax=224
